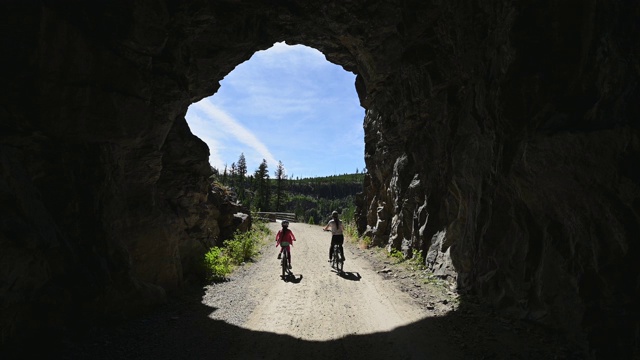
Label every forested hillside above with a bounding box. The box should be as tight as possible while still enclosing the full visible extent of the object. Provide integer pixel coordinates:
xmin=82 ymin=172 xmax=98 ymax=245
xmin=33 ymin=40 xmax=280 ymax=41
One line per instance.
xmin=212 ymin=157 xmax=364 ymax=224
xmin=286 ymin=174 xmax=365 ymax=224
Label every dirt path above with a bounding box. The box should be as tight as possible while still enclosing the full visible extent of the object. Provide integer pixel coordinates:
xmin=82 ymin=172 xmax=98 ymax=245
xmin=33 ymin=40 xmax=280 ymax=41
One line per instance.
xmin=222 ymin=222 xmax=427 ymax=338
xmin=202 ymin=222 xmax=460 ymax=359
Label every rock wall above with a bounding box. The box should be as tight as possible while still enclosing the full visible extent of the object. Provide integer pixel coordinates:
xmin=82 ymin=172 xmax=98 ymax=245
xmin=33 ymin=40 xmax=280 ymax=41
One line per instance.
xmin=0 ymin=0 xmax=248 ymax=341
xmin=355 ymin=1 xmax=640 ymax=357
xmin=1 ymin=0 xmax=638 ymax=357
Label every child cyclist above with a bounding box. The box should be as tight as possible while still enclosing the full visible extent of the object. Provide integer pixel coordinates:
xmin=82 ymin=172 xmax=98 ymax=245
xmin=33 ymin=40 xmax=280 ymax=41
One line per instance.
xmin=276 ymin=220 xmax=296 ymax=269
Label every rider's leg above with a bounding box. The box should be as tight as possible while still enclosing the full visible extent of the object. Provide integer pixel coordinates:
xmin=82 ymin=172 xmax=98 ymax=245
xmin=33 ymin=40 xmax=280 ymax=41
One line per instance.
xmin=329 ymin=236 xmax=338 ymax=261
xmin=337 ymin=235 xmax=345 ymax=260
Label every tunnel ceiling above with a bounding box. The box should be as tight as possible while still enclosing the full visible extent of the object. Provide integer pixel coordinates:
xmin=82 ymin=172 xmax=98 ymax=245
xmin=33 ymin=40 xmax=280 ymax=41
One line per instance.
xmin=1 ymin=0 xmax=639 ymax=356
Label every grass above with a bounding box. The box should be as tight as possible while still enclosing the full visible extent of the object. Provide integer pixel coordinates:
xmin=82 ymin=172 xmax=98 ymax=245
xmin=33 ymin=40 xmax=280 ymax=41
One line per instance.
xmin=421 ymin=273 xmax=449 ymax=287
xmin=344 ymin=222 xmax=374 ymax=249
xmin=204 ymin=220 xmax=271 ymax=282
xmin=407 ymin=250 xmax=427 ymax=271
xmin=360 ymin=235 xmax=372 ymax=248
xmin=389 ymin=248 xmax=404 ymax=263
xmin=344 ymin=222 xmax=358 ymax=239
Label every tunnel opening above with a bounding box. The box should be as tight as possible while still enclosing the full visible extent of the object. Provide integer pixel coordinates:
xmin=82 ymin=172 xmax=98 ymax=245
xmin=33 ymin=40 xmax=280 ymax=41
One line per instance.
xmin=184 ymin=42 xmax=365 ymax=179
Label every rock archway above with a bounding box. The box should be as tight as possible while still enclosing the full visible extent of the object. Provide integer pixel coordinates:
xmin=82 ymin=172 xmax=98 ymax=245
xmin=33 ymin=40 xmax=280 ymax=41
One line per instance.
xmin=1 ymin=1 xmax=638 ymax=357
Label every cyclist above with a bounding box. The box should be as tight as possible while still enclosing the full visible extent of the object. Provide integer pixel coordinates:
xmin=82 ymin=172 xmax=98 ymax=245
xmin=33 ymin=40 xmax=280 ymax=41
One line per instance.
xmin=323 ymin=210 xmax=345 ymax=263
xmin=276 ymin=220 xmax=296 ymax=269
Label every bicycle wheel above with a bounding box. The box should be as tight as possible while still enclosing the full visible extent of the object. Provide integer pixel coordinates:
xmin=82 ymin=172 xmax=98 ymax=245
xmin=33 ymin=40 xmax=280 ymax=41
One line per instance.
xmin=281 ymin=252 xmax=287 ymax=277
xmin=331 ymin=245 xmax=339 ymax=270
xmin=337 ymin=245 xmax=343 ymax=272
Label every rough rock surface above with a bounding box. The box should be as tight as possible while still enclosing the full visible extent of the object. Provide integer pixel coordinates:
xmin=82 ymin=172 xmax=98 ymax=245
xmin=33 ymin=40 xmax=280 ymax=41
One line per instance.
xmin=1 ymin=1 xmax=638 ymax=358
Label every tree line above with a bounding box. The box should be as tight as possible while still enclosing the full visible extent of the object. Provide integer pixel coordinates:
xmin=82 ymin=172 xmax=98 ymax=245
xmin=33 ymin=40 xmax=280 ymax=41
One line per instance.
xmin=211 ymin=153 xmax=365 ymax=224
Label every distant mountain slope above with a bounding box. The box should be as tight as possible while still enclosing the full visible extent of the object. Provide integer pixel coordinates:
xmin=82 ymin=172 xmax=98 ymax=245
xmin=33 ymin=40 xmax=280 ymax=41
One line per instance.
xmin=277 ymin=173 xmax=365 ymax=224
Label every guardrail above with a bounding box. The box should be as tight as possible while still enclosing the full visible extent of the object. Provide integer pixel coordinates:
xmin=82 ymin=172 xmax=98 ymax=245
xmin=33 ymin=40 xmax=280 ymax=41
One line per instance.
xmin=254 ymin=212 xmax=297 ymax=223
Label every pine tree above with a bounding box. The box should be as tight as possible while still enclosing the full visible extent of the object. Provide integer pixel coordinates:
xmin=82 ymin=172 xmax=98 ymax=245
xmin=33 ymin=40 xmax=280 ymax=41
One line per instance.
xmin=229 ymin=162 xmax=237 ymax=189
xmin=237 ymin=153 xmax=247 ymax=202
xmin=254 ymin=159 xmax=270 ymax=211
xmin=222 ymin=164 xmax=228 ymax=185
xmin=274 ymin=160 xmax=287 ymax=211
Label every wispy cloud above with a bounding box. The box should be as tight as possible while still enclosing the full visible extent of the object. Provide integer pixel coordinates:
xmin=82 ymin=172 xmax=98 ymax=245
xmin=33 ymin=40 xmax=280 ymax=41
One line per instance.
xmin=186 ymin=42 xmax=365 ymax=178
xmin=214 ymin=43 xmax=348 ymax=121
xmin=186 ymin=100 xmax=278 ymax=170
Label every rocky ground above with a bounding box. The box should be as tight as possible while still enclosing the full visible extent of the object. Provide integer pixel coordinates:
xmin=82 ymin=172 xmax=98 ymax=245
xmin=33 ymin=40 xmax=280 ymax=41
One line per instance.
xmin=1 ymin=223 xmax=589 ymax=360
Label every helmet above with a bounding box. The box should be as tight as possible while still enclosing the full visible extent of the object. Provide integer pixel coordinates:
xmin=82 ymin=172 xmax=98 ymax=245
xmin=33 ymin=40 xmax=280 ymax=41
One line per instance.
xmin=282 ymin=220 xmax=289 ymax=227
xmin=332 ymin=211 xmax=338 ymax=216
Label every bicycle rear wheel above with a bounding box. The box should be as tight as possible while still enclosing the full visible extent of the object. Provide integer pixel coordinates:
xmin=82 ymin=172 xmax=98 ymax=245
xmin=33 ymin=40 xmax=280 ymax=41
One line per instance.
xmin=336 ymin=245 xmax=344 ymax=272
xmin=331 ymin=245 xmax=340 ymax=271
xmin=281 ymin=252 xmax=288 ymax=277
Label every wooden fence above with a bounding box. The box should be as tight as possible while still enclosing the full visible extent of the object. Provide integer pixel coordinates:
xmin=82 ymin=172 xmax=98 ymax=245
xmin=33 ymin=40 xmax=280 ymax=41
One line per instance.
xmin=254 ymin=212 xmax=297 ymax=223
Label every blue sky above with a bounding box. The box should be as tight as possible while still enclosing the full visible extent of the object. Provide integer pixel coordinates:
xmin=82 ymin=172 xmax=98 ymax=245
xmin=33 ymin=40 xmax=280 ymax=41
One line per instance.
xmin=185 ymin=42 xmax=365 ymax=179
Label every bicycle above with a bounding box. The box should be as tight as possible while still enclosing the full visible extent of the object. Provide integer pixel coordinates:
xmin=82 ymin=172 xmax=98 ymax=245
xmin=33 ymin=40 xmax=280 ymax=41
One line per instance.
xmin=280 ymin=246 xmax=292 ymax=278
xmin=330 ymin=243 xmax=344 ymax=273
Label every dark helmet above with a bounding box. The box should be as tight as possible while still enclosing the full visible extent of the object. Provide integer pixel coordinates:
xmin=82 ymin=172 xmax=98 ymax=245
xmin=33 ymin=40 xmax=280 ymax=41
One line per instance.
xmin=282 ymin=220 xmax=289 ymax=227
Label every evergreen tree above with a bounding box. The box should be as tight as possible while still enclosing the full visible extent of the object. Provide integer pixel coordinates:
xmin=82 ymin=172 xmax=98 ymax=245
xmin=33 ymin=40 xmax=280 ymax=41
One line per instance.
xmin=245 ymin=174 xmax=255 ymax=209
xmin=237 ymin=153 xmax=247 ymax=202
xmin=274 ymin=160 xmax=287 ymax=211
xmin=222 ymin=164 xmax=228 ymax=185
xmin=229 ymin=162 xmax=237 ymax=189
xmin=254 ymin=159 xmax=270 ymax=211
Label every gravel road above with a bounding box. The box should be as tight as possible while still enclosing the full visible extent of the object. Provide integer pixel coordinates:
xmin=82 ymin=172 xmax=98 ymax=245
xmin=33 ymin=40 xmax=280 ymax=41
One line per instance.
xmin=201 ymin=222 xmax=462 ymax=359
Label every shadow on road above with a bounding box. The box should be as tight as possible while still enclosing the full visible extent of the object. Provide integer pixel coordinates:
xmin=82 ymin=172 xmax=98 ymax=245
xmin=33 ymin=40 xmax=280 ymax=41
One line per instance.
xmin=282 ymin=273 xmax=303 ymax=283
xmin=0 ymin=285 xmax=589 ymax=360
xmin=337 ymin=271 xmax=361 ymax=281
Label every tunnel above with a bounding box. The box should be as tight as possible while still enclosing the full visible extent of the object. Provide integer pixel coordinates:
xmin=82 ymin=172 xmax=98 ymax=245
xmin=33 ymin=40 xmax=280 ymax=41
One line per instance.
xmin=1 ymin=1 xmax=638 ymax=358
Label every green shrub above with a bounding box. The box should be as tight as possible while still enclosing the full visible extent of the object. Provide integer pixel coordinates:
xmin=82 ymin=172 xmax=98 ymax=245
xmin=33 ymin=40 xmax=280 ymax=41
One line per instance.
xmin=204 ymin=247 xmax=232 ymax=281
xmin=308 ymin=216 xmax=315 ymax=224
xmin=253 ymin=219 xmax=270 ymax=235
xmin=389 ymin=248 xmax=404 ymax=262
xmin=204 ymin=223 xmax=270 ymax=282
xmin=360 ymin=235 xmax=372 ymax=248
xmin=224 ymin=230 xmax=260 ymax=264
xmin=344 ymin=222 xmax=358 ymax=239
xmin=408 ymin=249 xmax=426 ymax=270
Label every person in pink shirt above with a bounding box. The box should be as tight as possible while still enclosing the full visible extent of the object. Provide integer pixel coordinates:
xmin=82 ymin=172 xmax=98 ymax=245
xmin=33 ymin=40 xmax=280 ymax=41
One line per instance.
xmin=276 ymin=220 xmax=296 ymax=269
